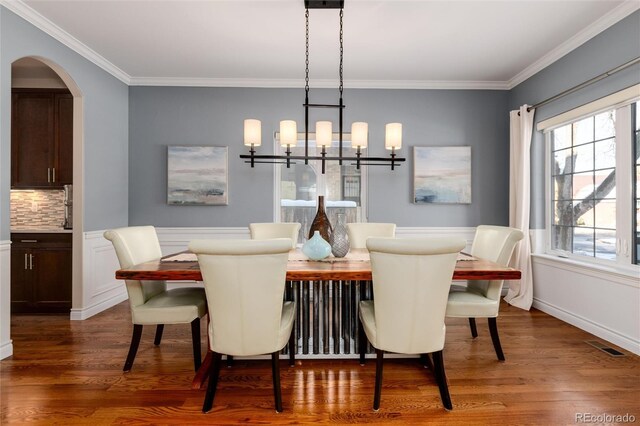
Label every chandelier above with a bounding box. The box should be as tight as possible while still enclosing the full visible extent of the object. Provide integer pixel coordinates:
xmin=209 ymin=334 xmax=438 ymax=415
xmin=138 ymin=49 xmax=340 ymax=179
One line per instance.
xmin=240 ymin=0 xmax=405 ymax=174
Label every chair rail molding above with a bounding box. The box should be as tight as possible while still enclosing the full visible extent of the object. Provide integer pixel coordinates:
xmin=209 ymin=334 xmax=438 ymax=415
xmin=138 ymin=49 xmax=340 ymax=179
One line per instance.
xmin=0 ymin=240 xmax=13 ymax=359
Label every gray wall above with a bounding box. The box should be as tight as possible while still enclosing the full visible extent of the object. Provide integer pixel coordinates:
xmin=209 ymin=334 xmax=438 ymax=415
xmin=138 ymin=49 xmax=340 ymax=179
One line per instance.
xmin=129 ymin=87 xmax=509 ymax=227
xmin=0 ymin=6 xmax=129 ymax=238
xmin=509 ymin=11 xmax=640 ymax=229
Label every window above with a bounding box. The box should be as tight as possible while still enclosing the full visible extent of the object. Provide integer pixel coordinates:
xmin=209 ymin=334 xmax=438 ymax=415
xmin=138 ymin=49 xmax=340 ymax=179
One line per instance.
xmin=275 ymin=134 xmax=366 ymax=243
xmin=546 ymin=96 xmax=638 ymax=268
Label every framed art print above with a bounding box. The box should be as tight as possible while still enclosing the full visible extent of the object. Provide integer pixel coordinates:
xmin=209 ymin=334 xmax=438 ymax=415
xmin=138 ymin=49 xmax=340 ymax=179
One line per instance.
xmin=413 ymin=146 xmax=471 ymax=204
xmin=167 ymin=146 xmax=228 ymax=205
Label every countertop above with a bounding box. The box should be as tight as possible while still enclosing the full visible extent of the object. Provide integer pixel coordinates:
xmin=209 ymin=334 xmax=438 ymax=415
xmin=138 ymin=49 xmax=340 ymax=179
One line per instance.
xmin=11 ymin=228 xmax=73 ymax=234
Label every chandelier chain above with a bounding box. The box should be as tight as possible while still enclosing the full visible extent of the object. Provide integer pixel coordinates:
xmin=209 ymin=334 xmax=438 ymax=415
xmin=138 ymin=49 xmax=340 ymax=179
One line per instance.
xmin=305 ymin=8 xmax=310 ymax=94
xmin=339 ymin=8 xmax=344 ymax=96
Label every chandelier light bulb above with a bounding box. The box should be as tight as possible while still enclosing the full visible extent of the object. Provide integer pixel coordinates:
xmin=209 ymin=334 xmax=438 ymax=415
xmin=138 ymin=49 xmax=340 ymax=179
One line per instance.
xmin=243 ymin=119 xmax=261 ymax=147
xmin=280 ymin=120 xmax=297 ymax=147
xmin=385 ymin=123 xmax=402 ymax=150
xmin=351 ymin=122 xmax=368 ymax=149
xmin=316 ymin=121 xmax=333 ymax=148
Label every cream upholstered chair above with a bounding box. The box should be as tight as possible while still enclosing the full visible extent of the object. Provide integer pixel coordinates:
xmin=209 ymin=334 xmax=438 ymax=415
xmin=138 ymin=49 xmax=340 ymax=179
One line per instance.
xmin=104 ymin=226 xmax=207 ymax=372
xmin=188 ymin=238 xmax=296 ymax=413
xmin=249 ymin=222 xmax=301 ymax=249
xmin=359 ymin=237 xmax=466 ymax=411
xmin=446 ymin=225 xmax=524 ymax=361
xmin=347 ymin=223 xmax=396 ymax=249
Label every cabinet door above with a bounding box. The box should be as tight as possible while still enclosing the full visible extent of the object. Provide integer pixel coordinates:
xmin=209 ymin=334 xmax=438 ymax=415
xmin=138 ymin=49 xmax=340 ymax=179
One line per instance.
xmin=54 ymin=94 xmax=73 ymax=185
xmin=10 ymin=247 xmax=33 ymax=313
xmin=11 ymin=92 xmax=54 ymax=188
xmin=32 ymin=247 xmax=72 ymax=313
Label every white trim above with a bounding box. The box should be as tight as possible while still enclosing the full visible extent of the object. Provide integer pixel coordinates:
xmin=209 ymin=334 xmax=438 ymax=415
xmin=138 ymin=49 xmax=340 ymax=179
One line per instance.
xmin=0 ymin=340 xmax=14 ymax=360
xmin=537 ymin=84 xmax=640 ymax=131
xmin=0 ymin=0 xmax=130 ymax=84
xmin=532 ymin=298 xmax=639 ymax=355
xmin=69 ymin=291 xmax=127 ymax=321
xmin=532 ymin=254 xmax=640 ymax=289
xmin=0 ymin=241 xmax=13 ymax=360
xmin=508 ymin=0 xmax=640 ymax=89
xmin=129 ymin=77 xmax=509 ymax=90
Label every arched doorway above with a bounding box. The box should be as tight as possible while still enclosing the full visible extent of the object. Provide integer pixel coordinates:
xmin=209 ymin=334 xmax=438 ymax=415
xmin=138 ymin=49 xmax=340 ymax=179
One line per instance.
xmin=9 ymin=57 xmax=84 ymax=321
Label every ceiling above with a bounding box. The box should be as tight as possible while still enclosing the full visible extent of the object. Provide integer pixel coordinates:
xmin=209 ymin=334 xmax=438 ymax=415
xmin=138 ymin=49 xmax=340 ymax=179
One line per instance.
xmin=8 ymin=0 xmax=640 ymax=89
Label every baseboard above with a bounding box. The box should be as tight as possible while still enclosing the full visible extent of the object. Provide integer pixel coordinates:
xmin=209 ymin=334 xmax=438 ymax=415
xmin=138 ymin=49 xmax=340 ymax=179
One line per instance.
xmin=0 ymin=340 xmax=14 ymax=360
xmin=70 ymin=290 xmax=128 ymax=320
xmin=532 ymin=298 xmax=640 ymax=355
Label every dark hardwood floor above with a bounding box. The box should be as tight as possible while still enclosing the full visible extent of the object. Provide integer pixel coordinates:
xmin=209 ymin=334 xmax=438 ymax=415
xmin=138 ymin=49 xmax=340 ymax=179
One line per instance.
xmin=1 ymin=301 xmax=638 ymax=425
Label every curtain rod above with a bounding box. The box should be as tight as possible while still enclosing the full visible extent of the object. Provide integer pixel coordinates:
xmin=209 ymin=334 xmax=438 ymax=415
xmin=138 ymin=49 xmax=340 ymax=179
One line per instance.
xmin=519 ymin=56 xmax=640 ymax=114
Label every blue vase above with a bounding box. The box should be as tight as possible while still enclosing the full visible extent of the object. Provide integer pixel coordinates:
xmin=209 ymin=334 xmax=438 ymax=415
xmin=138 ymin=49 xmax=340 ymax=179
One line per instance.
xmin=302 ymin=230 xmax=332 ymax=260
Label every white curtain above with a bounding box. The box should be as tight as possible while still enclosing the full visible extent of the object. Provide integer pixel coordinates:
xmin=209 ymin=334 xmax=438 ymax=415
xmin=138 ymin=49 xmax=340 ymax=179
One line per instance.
xmin=504 ymin=105 xmax=534 ymax=310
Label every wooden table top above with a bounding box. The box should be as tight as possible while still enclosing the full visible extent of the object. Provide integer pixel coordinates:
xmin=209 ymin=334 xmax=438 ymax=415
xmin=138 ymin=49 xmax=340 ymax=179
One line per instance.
xmin=115 ymin=249 xmax=521 ymax=282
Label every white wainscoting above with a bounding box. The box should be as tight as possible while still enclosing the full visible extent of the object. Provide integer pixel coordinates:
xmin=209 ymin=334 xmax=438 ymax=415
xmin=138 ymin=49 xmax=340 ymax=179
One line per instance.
xmin=531 ymin=254 xmax=640 ymax=355
xmin=0 ymin=240 xmax=13 ymax=359
xmin=71 ymin=231 xmax=128 ymax=320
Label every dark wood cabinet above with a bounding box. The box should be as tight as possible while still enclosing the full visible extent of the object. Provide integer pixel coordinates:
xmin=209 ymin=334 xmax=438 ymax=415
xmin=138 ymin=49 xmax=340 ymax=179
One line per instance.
xmin=11 ymin=233 xmax=72 ymax=314
xmin=11 ymin=89 xmax=73 ymax=188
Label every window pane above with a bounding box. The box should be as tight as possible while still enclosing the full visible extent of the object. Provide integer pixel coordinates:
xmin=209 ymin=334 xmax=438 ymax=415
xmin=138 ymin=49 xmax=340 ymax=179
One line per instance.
xmin=573 ymin=227 xmax=594 ymax=257
xmin=553 ymin=201 xmax=573 ymax=225
xmin=573 ymin=117 xmax=594 ymax=145
xmin=575 ymin=205 xmax=594 ymax=227
xmin=594 ymin=168 xmax=615 ymax=199
xmin=572 ymin=172 xmax=593 ymax=199
xmin=595 ymin=110 xmax=615 ymax=140
xmin=594 ymin=199 xmax=615 ymax=229
xmin=553 ymin=148 xmax=573 ymax=175
xmin=554 ymin=174 xmax=572 ymax=200
xmin=595 ymin=229 xmax=616 ymax=260
xmin=573 ymin=143 xmax=594 ymax=173
xmin=552 ymin=225 xmax=572 ymax=252
xmin=594 ymin=138 xmax=615 ymax=170
xmin=553 ymin=124 xmax=572 ymax=150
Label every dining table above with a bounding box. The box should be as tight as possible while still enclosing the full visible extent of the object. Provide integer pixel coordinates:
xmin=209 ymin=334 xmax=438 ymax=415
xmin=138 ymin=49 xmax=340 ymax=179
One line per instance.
xmin=115 ymin=248 xmax=521 ymax=389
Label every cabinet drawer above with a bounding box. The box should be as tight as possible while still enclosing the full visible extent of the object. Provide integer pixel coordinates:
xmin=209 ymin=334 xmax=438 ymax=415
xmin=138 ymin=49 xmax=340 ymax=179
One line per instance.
xmin=11 ymin=233 xmax=71 ymax=248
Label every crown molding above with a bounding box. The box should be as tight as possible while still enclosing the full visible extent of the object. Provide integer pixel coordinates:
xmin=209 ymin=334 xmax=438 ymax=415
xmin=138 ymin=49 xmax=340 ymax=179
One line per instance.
xmin=129 ymin=76 xmax=510 ymax=90
xmin=0 ymin=0 xmax=131 ymax=84
xmin=508 ymin=0 xmax=640 ymax=89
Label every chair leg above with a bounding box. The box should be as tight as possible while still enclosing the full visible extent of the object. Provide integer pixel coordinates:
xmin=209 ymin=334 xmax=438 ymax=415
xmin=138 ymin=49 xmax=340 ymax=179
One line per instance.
xmin=420 ymin=353 xmax=434 ymax=370
xmin=288 ymin=331 xmax=296 ymax=367
xmin=226 ymin=355 xmax=234 ymax=367
xmin=123 ymin=324 xmax=143 ymax=372
xmin=359 ymin=318 xmax=366 ymax=365
xmin=191 ymin=318 xmax=201 ymax=371
xmin=468 ymin=318 xmax=478 ymax=338
xmin=432 ymin=350 xmax=453 ymax=410
xmin=271 ymin=351 xmax=283 ymax=413
xmin=202 ymin=352 xmax=222 ymax=413
xmin=373 ymin=349 xmax=384 ymax=411
xmin=153 ymin=324 xmax=164 ymax=346
xmin=488 ymin=317 xmax=505 ymax=361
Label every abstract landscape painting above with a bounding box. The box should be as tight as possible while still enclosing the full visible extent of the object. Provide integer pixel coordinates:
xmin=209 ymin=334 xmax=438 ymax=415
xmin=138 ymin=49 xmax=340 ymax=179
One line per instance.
xmin=167 ymin=146 xmax=228 ymax=205
xmin=413 ymin=146 xmax=471 ymax=204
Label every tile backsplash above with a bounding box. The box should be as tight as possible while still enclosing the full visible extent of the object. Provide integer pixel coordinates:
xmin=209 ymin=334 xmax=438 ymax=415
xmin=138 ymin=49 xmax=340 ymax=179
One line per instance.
xmin=11 ymin=190 xmax=65 ymax=229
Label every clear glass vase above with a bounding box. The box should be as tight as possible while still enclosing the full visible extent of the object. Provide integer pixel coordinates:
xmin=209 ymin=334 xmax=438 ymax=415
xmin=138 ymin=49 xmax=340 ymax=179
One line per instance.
xmin=330 ymin=213 xmax=350 ymax=258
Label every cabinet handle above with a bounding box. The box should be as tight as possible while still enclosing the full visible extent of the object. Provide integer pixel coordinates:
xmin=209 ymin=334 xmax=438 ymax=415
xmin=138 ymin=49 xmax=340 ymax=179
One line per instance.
xmin=20 ymin=239 xmax=38 ymax=243
xmin=52 ymin=167 xmax=56 ymax=183
xmin=29 ymin=254 xmax=34 ymax=270
xmin=24 ymin=253 xmax=28 ymax=270
xmin=47 ymin=168 xmax=51 ymax=183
